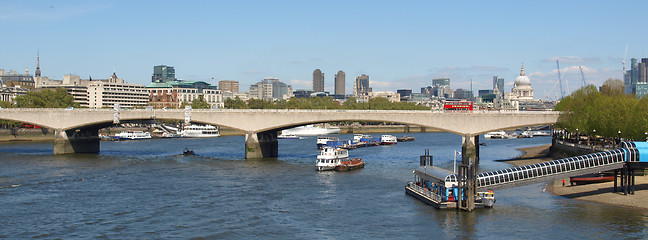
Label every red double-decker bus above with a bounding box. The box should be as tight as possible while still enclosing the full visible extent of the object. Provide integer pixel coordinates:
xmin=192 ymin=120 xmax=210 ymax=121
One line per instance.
xmin=443 ymin=101 xmax=473 ymax=111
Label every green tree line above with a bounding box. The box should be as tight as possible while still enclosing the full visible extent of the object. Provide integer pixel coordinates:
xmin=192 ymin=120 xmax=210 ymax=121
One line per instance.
xmin=224 ymin=96 xmax=430 ymax=110
xmin=0 ymin=88 xmax=79 ymax=108
xmin=555 ymin=79 xmax=648 ymax=141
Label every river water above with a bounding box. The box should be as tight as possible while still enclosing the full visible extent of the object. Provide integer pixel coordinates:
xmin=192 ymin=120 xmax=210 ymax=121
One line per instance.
xmin=1 ymin=132 xmax=647 ymax=239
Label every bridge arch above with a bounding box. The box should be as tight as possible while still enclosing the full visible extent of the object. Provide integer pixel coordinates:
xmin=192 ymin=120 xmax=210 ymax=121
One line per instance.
xmin=0 ymin=108 xmax=560 ymax=158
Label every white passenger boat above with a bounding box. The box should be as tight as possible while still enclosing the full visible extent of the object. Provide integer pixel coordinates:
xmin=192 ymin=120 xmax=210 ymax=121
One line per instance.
xmin=380 ymin=135 xmax=398 ymax=145
xmin=531 ymin=130 xmax=551 ymax=136
xmin=278 ymin=133 xmax=301 ymax=139
xmin=114 ymin=131 xmax=151 ymax=140
xmin=354 ymin=134 xmax=373 ymax=142
xmin=484 ymin=131 xmax=510 ymax=139
xmin=317 ymin=136 xmax=339 ymax=149
xmin=180 ymin=124 xmax=220 ymax=138
xmin=282 ymin=124 xmax=340 ymax=136
xmin=316 ymin=147 xmax=364 ymax=171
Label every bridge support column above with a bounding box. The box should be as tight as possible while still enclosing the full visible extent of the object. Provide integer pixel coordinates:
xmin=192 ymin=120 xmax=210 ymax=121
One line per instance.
xmin=245 ymin=131 xmax=278 ymax=159
xmin=460 ymin=134 xmax=478 ymax=211
xmin=54 ymin=128 xmax=100 ymax=154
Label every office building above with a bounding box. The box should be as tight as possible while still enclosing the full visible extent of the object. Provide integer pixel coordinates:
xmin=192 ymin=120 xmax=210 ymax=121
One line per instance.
xmin=454 ymin=89 xmax=473 ymax=100
xmin=147 ymin=80 xmax=222 ymax=108
xmin=353 ymin=74 xmax=370 ymax=96
xmin=493 ymin=76 xmax=504 ymax=97
xmin=88 ymin=73 xmax=149 ymax=108
xmin=249 ymin=77 xmax=293 ymax=101
xmin=0 ymin=69 xmax=35 ymax=91
xmin=334 ymin=70 xmax=345 ymax=95
xmin=313 ymin=69 xmax=324 ymax=92
xmin=397 ymin=89 xmax=412 ymax=102
xmin=152 ymin=65 xmax=176 ymax=83
xmin=432 ymin=78 xmax=450 ymax=87
xmin=219 ymin=80 xmax=239 ymax=93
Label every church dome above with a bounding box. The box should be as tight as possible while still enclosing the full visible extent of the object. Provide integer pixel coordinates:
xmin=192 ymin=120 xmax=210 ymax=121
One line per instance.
xmin=514 ymin=63 xmax=531 ymax=86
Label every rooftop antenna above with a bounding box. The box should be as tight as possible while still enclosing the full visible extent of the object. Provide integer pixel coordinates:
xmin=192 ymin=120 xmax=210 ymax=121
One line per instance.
xmin=556 ymin=60 xmax=565 ymax=99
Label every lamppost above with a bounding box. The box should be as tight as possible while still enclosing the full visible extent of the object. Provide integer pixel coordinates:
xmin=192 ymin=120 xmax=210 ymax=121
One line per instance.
xmin=592 ymin=129 xmax=596 ymax=146
xmin=644 ymin=132 xmax=647 ymax=142
xmin=618 ymin=130 xmax=622 ymax=146
xmin=576 ymin=128 xmax=579 ymax=144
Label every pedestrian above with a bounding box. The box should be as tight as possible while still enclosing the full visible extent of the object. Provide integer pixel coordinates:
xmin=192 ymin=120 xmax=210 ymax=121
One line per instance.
xmin=562 ymin=179 xmax=565 ymax=187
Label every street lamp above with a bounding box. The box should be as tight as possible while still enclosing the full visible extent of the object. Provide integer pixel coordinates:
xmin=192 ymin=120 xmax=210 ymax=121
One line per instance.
xmin=576 ymin=129 xmax=580 ymax=144
xmin=644 ymin=132 xmax=647 ymax=141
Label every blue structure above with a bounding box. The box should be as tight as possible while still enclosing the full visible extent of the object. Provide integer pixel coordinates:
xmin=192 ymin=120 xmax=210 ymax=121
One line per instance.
xmin=407 ymin=142 xmax=648 ymax=210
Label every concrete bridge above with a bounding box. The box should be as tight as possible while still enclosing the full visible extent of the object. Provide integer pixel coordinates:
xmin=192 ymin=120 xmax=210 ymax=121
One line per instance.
xmin=0 ymin=108 xmax=560 ymax=160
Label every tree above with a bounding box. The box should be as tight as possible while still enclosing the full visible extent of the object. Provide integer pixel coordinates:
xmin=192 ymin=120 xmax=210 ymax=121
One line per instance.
xmin=14 ymin=88 xmax=79 ymax=108
xmin=0 ymin=101 xmax=13 ymax=108
xmin=600 ymin=78 xmax=624 ymax=96
xmin=224 ymin=96 xmax=248 ymax=109
xmin=190 ymin=95 xmax=211 ymax=109
xmin=555 ymin=84 xmax=648 ymax=140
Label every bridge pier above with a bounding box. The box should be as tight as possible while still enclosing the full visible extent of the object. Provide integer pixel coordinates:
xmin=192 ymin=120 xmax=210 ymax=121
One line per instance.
xmin=54 ymin=128 xmax=100 ymax=154
xmin=459 ymin=134 xmax=479 ymax=211
xmin=245 ymin=131 xmax=278 ymax=159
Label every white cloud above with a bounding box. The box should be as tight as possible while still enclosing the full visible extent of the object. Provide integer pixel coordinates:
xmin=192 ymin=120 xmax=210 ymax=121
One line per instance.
xmin=290 ymin=79 xmax=310 ymax=89
xmin=542 ymin=56 xmax=602 ymax=64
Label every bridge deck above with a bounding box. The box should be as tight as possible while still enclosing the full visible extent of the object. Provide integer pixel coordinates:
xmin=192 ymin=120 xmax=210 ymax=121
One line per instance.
xmin=474 ymin=148 xmax=636 ymax=191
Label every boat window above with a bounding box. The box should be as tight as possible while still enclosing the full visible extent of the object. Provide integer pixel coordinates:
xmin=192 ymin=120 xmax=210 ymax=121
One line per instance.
xmin=541 ymin=166 xmax=547 ymax=176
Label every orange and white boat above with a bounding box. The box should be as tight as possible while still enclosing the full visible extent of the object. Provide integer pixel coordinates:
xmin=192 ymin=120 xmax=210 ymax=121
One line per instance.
xmin=316 ymin=147 xmax=365 ymax=171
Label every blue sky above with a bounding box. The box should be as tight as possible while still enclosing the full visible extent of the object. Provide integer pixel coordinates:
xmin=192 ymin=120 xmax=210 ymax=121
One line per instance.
xmin=2 ymin=0 xmax=647 ymax=100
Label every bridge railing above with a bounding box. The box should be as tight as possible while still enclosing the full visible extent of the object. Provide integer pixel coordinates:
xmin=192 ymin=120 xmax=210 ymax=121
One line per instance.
xmin=2 ymin=108 xmax=559 ymax=115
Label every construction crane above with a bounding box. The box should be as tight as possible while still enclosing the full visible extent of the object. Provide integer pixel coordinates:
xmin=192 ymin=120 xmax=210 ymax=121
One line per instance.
xmin=622 ymin=45 xmax=629 ymax=75
xmin=556 ymin=60 xmax=565 ymax=99
xmin=579 ymin=66 xmax=587 ymax=87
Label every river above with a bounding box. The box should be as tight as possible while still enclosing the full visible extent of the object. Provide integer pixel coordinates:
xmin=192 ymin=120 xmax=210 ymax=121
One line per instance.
xmin=1 ymin=132 xmax=646 ymax=239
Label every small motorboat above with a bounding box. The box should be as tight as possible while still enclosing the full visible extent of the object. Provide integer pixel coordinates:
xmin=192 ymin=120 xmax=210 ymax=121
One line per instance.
xmin=183 ymin=149 xmax=195 ymax=156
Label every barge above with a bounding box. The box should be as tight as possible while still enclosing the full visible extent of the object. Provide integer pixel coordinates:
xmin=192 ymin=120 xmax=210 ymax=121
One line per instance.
xmin=405 ymin=168 xmax=495 ymax=209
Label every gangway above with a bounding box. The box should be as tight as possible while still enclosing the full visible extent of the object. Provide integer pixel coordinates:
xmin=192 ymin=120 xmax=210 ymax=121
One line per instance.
xmin=472 ymin=141 xmax=647 ymax=190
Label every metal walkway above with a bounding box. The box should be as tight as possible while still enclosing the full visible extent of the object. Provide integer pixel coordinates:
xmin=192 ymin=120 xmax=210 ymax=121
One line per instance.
xmin=459 ymin=142 xmax=646 ymax=191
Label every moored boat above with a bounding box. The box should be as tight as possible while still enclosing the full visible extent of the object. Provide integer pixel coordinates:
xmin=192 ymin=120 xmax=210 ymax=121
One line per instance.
xmin=397 ymin=136 xmax=415 ymax=142
xmin=317 ymin=136 xmax=339 ymax=149
xmin=316 ymin=147 xmax=364 ymax=171
xmin=282 ymin=124 xmax=340 ymax=136
xmin=114 ymin=131 xmax=151 ymax=140
xmin=180 ymin=124 xmax=220 ymax=138
xmin=278 ymin=133 xmax=301 ymax=139
xmin=380 ymin=135 xmax=397 ymax=145
xmin=484 ymin=131 xmax=510 ymax=139
xmin=405 ymin=168 xmax=496 ymax=209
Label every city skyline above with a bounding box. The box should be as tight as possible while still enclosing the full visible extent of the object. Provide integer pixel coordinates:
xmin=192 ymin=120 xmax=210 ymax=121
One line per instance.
xmin=2 ymin=1 xmax=648 ymax=100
